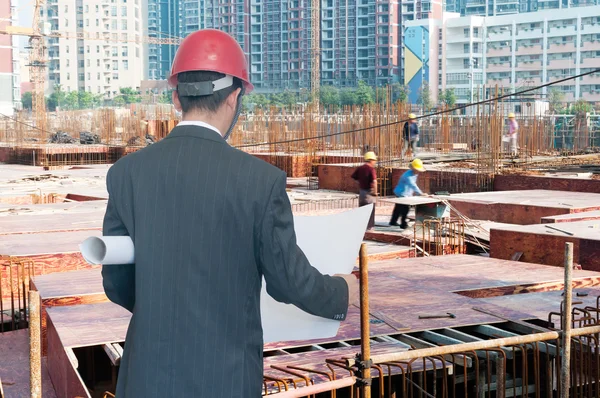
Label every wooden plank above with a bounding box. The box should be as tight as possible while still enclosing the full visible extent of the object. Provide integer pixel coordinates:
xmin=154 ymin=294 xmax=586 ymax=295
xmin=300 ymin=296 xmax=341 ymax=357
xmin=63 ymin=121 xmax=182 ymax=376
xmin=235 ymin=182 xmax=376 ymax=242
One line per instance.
xmin=380 ymin=197 xmax=443 ymax=206
xmin=102 ymin=344 xmax=121 ymax=366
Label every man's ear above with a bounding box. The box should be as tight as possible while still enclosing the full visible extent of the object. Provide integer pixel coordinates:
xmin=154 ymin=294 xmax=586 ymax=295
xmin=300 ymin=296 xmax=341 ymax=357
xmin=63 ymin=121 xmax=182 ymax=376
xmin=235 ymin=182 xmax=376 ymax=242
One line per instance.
xmin=226 ymin=88 xmax=242 ymax=110
xmin=172 ymin=90 xmax=182 ymax=112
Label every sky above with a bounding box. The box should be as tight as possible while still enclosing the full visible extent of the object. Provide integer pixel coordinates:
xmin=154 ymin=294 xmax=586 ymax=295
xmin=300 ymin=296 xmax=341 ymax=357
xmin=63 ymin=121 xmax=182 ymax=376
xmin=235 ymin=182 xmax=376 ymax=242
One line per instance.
xmin=17 ymin=1 xmax=33 ymax=48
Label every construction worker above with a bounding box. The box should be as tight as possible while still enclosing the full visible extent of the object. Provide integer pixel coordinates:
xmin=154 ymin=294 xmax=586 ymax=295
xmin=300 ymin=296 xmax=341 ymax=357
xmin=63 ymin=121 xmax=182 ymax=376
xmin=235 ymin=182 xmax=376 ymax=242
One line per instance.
xmin=101 ymin=29 xmax=358 ymax=397
xmin=351 ymin=151 xmax=377 ymax=230
xmin=403 ymin=113 xmax=419 ymax=158
xmin=505 ymin=112 xmax=519 ymax=157
xmin=389 ymin=158 xmax=427 ymax=229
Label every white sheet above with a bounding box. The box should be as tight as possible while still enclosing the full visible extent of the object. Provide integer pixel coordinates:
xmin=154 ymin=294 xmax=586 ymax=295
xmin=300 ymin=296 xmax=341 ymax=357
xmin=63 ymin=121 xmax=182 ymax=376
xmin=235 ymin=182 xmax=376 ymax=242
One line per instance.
xmin=80 ymin=204 xmax=372 ymax=343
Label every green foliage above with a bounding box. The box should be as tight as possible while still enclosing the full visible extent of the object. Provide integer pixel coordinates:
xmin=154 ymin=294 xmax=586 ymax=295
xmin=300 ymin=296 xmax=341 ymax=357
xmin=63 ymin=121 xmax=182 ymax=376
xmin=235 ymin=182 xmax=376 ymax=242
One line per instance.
xmin=47 ymin=85 xmax=67 ymax=111
xmin=319 ymin=86 xmax=340 ymax=110
xmin=59 ymin=90 xmax=104 ymax=110
xmin=21 ymin=92 xmax=32 ymax=110
xmin=158 ymin=90 xmax=172 ymax=104
xmin=439 ymin=88 xmax=457 ymax=108
xmin=339 ymin=89 xmax=358 ymax=106
xmin=417 ymin=82 xmax=433 ymax=111
xmin=375 ymin=87 xmax=388 ymax=105
xmin=548 ymin=88 xmax=565 ymax=114
xmin=355 ymin=81 xmax=374 ymax=105
xmin=113 ymin=87 xmax=142 ymax=105
xmin=391 ymin=83 xmax=410 ymax=103
xmin=567 ymin=99 xmax=593 ymax=115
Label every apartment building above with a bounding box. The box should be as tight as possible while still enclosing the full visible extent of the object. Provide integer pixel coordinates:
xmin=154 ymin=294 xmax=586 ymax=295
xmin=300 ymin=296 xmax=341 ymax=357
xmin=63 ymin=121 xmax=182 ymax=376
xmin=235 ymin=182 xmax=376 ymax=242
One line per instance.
xmin=484 ymin=6 xmax=600 ymax=103
xmin=43 ymin=0 xmax=146 ymax=99
xmin=446 ymin=0 xmax=599 ymax=16
xmin=0 ymin=0 xmax=20 ymax=114
xmin=407 ymin=5 xmax=600 ymax=105
xmin=147 ymin=0 xmax=180 ymax=80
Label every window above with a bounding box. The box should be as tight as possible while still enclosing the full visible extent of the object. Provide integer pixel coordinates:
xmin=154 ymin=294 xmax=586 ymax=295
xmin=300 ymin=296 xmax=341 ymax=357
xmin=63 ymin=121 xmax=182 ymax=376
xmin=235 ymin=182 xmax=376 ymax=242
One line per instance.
xmin=86 ymin=19 xmax=89 ymax=27
xmin=97 ymin=45 xmax=100 ymax=53
xmin=112 ymin=20 xmax=117 ymax=30
xmin=87 ymin=59 xmax=90 ymax=67
xmin=85 ymin=5 xmax=89 ymax=12
xmin=112 ymin=46 xmax=118 ymax=56
xmin=135 ymin=8 xmax=139 ymax=18
xmin=86 ymin=45 xmax=90 ymax=53
xmin=79 ymin=73 xmax=84 ymax=81
xmin=97 ymin=59 xmax=100 ymax=67
xmin=112 ymin=60 xmax=118 ymax=70
xmin=97 ymin=73 xmax=100 ymax=79
xmin=122 ymin=20 xmax=127 ymax=30
xmin=123 ymin=60 xmax=129 ymax=70
xmin=121 ymin=6 xmax=127 ymax=16
xmin=122 ymin=46 xmax=128 ymax=57
xmin=64 ymin=18 xmax=68 ymax=27
xmin=64 ymin=5 xmax=68 ymax=12
xmin=78 ymin=46 xmax=84 ymax=55
xmin=96 ymin=5 xmax=99 ymax=12
xmin=66 ymin=45 xmax=69 ymax=54
xmin=464 ymin=43 xmax=470 ymax=53
xmin=87 ymin=73 xmax=91 ymax=80
xmin=66 ymin=59 xmax=70 ymax=67
xmin=96 ymin=19 xmax=99 ymax=27
xmin=111 ymin=6 xmax=117 ymax=16
xmin=136 ymin=48 xmax=139 ymax=57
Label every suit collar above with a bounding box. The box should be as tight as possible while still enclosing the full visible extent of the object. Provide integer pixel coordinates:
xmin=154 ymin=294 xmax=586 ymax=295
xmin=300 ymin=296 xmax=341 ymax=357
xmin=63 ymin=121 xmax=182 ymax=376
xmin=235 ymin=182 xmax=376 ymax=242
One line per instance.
xmin=165 ymin=124 xmax=227 ymax=145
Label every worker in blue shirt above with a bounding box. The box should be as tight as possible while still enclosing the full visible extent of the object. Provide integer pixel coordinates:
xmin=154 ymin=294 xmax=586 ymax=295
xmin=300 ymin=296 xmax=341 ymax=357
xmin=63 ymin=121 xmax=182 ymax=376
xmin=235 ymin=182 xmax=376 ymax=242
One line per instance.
xmin=389 ymin=158 xmax=427 ymax=229
xmin=402 ymin=113 xmax=419 ymax=158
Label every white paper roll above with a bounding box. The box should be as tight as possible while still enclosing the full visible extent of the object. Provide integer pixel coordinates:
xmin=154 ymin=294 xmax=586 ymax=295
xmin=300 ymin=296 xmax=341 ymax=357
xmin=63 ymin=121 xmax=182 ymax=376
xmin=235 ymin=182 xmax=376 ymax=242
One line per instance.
xmin=79 ymin=236 xmax=135 ymax=265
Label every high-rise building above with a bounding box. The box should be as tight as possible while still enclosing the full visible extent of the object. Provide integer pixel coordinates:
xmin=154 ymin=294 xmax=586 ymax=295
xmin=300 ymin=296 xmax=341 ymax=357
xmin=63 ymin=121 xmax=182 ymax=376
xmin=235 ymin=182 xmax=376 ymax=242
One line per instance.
xmin=445 ymin=0 xmax=599 ymax=16
xmin=0 ymin=0 xmax=20 ymax=115
xmin=147 ymin=0 xmax=180 ymax=80
xmin=145 ymin=0 xmax=405 ymax=90
xmin=406 ymin=5 xmax=600 ymax=105
xmin=43 ymin=0 xmax=147 ymax=99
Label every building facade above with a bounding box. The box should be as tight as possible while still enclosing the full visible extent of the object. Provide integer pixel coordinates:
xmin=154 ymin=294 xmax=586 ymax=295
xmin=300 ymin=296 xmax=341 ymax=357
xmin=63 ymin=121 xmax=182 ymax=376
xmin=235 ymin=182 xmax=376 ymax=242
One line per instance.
xmin=405 ymin=5 xmax=600 ymax=106
xmin=403 ymin=18 xmax=441 ymax=104
xmin=147 ymin=0 xmax=180 ymax=80
xmin=446 ymin=0 xmax=599 ymax=16
xmin=42 ymin=0 xmax=146 ymax=99
xmin=0 ymin=0 xmax=20 ymax=115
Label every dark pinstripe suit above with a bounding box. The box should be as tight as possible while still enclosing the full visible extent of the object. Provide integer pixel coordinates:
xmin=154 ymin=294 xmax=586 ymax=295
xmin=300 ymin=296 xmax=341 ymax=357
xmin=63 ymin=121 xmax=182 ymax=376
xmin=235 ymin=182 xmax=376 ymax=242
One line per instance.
xmin=102 ymin=125 xmax=349 ymax=397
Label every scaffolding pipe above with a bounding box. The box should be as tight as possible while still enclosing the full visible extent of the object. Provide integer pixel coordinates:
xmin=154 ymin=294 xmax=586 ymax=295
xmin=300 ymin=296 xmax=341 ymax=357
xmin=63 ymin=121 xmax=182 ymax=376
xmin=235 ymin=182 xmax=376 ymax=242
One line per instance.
xmin=561 ymin=242 xmax=574 ymax=398
xmin=29 ymin=289 xmax=41 ymax=398
xmin=359 ymin=243 xmax=372 ymax=398
xmin=347 ymin=324 xmax=600 ymax=367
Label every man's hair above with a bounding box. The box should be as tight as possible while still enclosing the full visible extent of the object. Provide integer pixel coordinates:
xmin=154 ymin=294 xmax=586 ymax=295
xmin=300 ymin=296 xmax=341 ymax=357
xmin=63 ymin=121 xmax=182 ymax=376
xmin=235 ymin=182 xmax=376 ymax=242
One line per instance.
xmin=176 ymin=71 xmax=243 ymax=113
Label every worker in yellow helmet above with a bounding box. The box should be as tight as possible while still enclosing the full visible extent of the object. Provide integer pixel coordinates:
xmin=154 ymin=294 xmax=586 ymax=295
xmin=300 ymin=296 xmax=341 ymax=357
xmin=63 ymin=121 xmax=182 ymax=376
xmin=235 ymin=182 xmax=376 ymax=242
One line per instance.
xmin=351 ymin=151 xmax=378 ymax=230
xmin=402 ymin=113 xmax=419 ymax=158
xmin=504 ymin=112 xmax=518 ymax=157
xmin=390 ymin=158 xmax=427 ymax=229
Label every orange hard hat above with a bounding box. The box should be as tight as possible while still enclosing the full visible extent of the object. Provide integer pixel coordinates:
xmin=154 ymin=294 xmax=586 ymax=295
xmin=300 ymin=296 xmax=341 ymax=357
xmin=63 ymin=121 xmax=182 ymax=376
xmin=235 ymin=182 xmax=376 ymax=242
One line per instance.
xmin=168 ymin=29 xmax=254 ymax=93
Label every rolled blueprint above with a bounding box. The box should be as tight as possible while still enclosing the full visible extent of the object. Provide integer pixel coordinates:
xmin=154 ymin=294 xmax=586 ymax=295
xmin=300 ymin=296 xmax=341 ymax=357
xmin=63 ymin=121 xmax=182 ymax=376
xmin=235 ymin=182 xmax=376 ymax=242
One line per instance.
xmin=80 ymin=204 xmax=373 ymax=343
xmin=80 ymin=236 xmax=135 ymax=265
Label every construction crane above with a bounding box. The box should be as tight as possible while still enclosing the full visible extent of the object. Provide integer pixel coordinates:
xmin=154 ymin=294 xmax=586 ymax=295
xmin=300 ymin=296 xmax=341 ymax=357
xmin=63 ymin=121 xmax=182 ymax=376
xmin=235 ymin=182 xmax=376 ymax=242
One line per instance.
xmin=0 ymin=0 xmax=181 ymax=139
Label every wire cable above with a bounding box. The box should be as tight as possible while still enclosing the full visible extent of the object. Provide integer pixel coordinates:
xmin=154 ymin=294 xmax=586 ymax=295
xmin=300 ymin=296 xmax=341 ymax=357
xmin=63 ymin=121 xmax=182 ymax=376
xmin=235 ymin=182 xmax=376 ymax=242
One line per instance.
xmin=233 ymin=68 xmax=600 ymax=149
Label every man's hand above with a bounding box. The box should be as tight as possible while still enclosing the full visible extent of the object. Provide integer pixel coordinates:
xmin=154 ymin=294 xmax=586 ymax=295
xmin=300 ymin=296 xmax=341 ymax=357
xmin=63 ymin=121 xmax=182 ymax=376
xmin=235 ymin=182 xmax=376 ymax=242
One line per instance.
xmin=335 ymin=274 xmax=360 ymax=307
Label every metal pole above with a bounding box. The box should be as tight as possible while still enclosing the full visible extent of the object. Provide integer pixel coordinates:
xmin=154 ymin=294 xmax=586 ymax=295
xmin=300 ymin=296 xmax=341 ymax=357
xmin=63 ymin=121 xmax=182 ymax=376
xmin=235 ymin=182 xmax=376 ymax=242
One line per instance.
xmin=29 ymin=289 xmax=41 ymax=398
xmin=359 ymin=243 xmax=371 ymax=398
xmin=560 ymin=242 xmax=574 ymax=398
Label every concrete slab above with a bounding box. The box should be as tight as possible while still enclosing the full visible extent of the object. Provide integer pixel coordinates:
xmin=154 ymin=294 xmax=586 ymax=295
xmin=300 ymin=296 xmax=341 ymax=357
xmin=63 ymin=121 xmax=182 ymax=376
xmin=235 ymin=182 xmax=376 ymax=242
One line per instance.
xmin=441 ymin=190 xmax=600 ymax=225
xmin=490 ymin=219 xmax=600 ymax=270
xmin=541 ymin=210 xmax=600 ymax=224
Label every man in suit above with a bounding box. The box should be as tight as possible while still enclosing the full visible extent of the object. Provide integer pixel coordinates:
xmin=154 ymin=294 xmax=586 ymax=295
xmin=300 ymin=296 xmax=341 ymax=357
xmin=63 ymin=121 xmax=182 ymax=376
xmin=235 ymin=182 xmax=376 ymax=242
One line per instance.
xmin=102 ymin=29 xmax=358 ymax=397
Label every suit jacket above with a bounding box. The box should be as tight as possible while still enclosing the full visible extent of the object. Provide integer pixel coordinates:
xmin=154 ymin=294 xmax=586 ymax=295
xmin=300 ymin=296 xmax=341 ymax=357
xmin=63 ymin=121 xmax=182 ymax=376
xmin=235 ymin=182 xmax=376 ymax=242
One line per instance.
xmin=102 ymin=125 xmax=349 ymax=397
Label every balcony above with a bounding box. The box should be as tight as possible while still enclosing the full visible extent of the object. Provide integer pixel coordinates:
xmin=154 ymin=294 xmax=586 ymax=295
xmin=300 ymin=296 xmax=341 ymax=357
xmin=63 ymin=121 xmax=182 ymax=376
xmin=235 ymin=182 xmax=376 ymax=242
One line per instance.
xmin=547 ymin=25 xmax=577 ymax=37
xmin=547 ymin=59 xmax=575 ymax=69
xmin=581 ymin=75 xmax=600 ymax=84
xmin=581 ymin=58 xmax=600 ymax=68
xmin=580 ymin=91 xmax=600 ymax=102
xmin=487 ymin=63 xmax=511 ymax=73
xmin=487 ymin=46 xmax=512 ymax=57
xmin=486 ymin=78 xmax=511 ymax=87
xmin=548 ymin=42 xmax=577 ymax=53
xmin=515 ymin=44 xmax=543 ymax=56
xmin=516 ymin=60 xmax=542 ymax=70
xmin=515 ymin=28 xmax=543 ymax=39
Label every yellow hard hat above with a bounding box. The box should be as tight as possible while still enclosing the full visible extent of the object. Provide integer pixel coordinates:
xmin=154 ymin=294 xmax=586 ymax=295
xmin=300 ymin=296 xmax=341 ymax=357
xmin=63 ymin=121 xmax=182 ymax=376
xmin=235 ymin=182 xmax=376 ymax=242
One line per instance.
xmin=364 ymin=151 xmax=377 ymax=161
xmin=410 ymin=158 xmax=425 ymax=172
xmin=508 ymin=112 xmax=515 ymax=118
xmin=408 ymin=113 xmax=417 ymax=120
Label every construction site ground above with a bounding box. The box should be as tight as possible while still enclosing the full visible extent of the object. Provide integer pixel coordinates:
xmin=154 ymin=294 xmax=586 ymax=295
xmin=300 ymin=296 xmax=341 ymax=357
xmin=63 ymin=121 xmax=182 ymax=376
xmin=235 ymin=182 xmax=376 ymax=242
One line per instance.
xmin=2 ymin=157 xmax=600 ymax=396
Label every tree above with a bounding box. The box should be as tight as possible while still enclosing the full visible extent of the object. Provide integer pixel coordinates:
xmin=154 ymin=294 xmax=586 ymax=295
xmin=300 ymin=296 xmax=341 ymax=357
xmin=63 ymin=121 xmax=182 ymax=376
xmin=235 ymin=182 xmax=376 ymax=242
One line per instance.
xmin=355 ymin=80 xmax=374 ymax=106
xmin=339 ymin=88 xmax=358 ymax=106
xmin=320 ymin=86 xmax=340 ymax=110
xmin=47 ymin=85 xmax=67 ymax=111
xmin=78 ymin=91 xmax=97 ymax=109
xmin=116 ymin=87 xmax=142 ymax=104
xmin=63 ymin=91 xmax=79 ymax=110
xmin=113 ymin=96 xmax=126 ymax=107
xmin=21 ymin=92 xmax=32 ymax=110
xmin=439 ymin=88 xmax=456 ymax=108
xmin=548 ymin=88 xmax=565 ymax=114
xmin=417 ymin=82 xmax=432 ymax=112
xmin=158 ymin=91 xmax=172 ymax=104
xmin=568 ymin=99 xmax=593 ymax=115
xmin=391 ymin=83 xmax=410 ymax=103
xmin=280 ymin=89 xmax=297 ymax=108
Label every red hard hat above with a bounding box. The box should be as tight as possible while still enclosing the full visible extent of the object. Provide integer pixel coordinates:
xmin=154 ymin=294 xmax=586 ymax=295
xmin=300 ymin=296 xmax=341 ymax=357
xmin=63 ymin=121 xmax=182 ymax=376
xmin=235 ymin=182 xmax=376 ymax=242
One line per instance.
xmin=168 ymin=29 xmax=254 ymax=93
